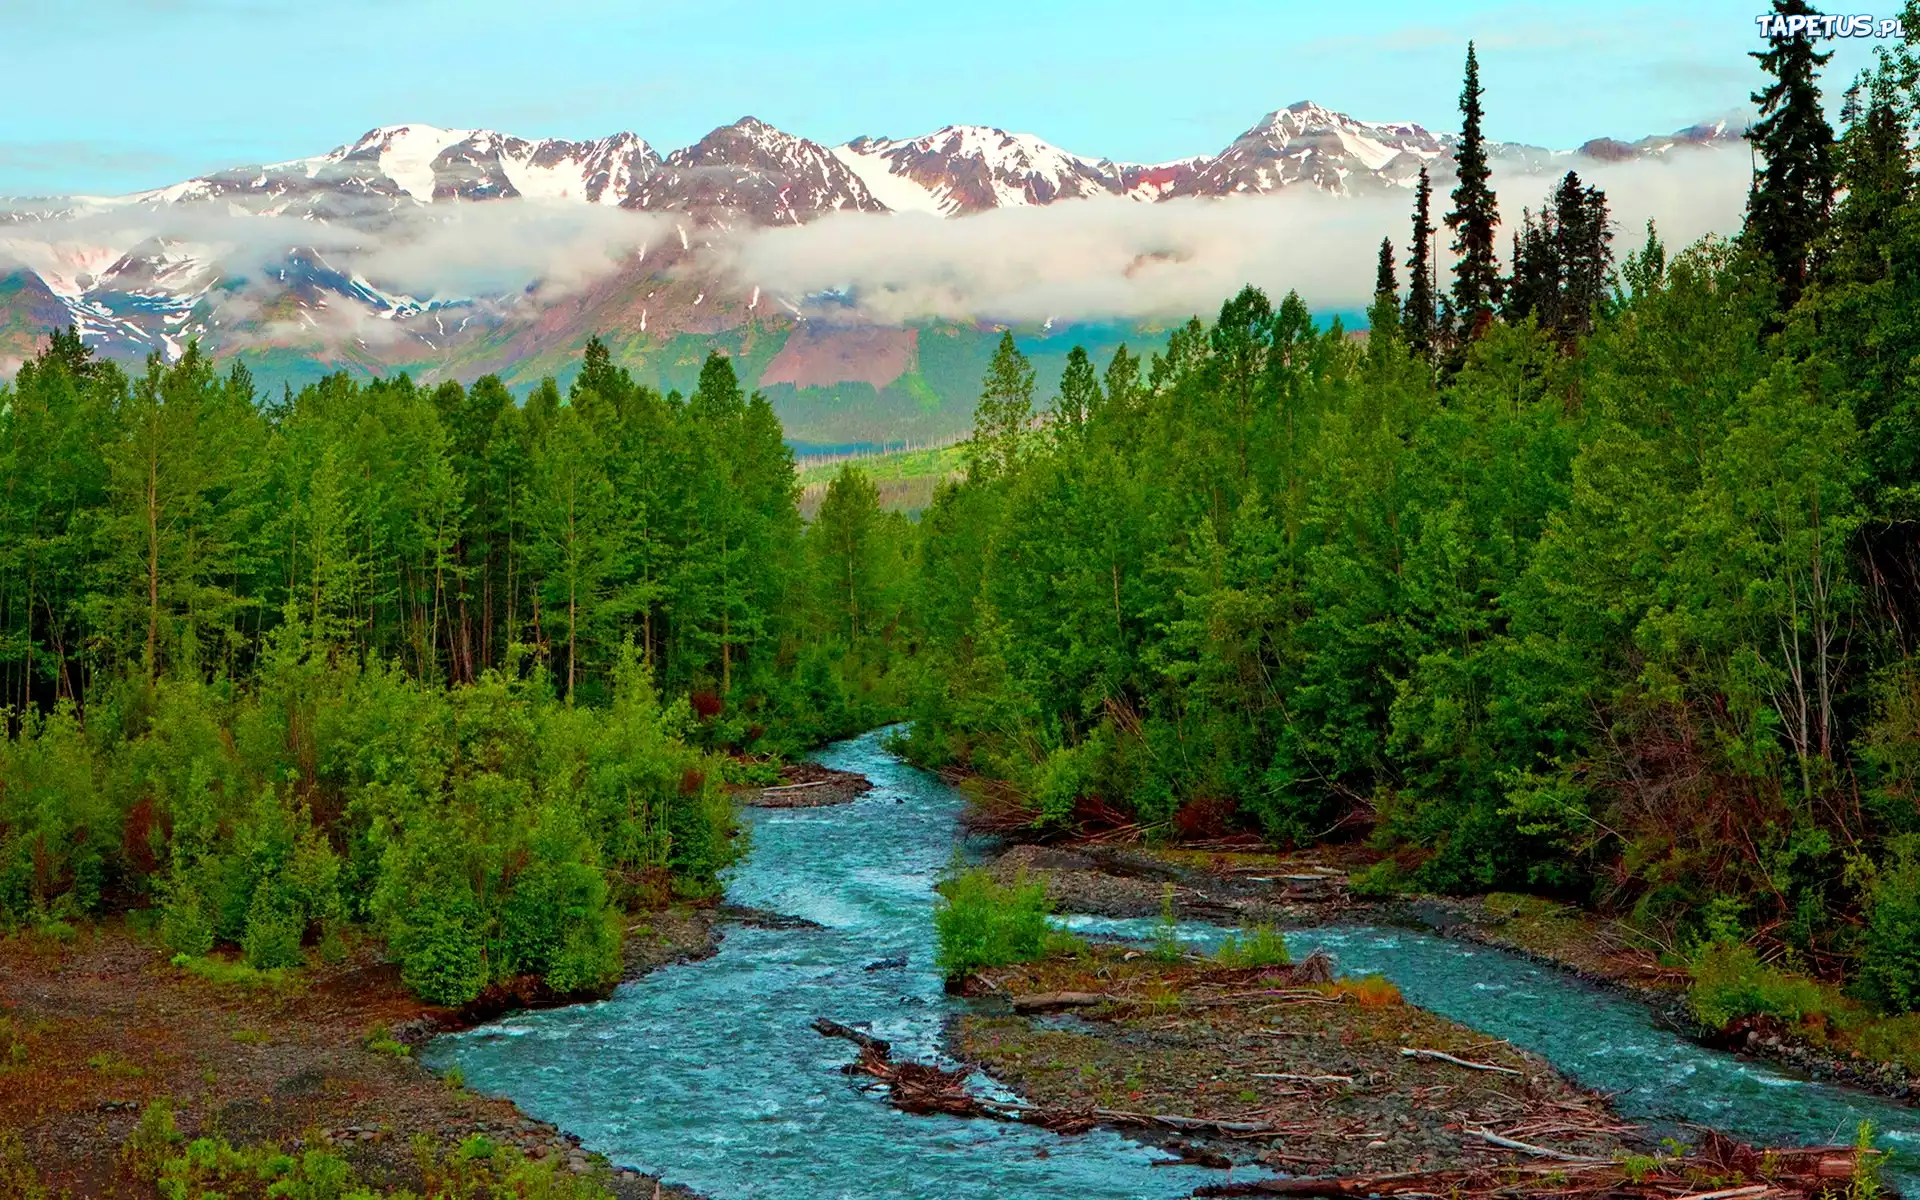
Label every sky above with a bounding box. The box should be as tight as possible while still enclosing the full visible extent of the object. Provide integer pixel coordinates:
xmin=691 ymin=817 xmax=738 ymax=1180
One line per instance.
xmin=0 ymin=0 xmax=1897 ymax=197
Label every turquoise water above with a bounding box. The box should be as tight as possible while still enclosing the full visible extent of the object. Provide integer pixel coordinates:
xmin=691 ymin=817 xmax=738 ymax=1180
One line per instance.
xmin=1064 ymin=915 xmax=1920 ymax=1188
xmin=431 ymin=729 xmax=1919 ymax=1197
xmin=426 ymin=730 xmax=1231 ymax=1198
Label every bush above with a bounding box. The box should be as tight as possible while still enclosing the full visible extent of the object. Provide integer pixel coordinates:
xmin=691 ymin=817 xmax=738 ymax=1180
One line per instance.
xmin=1859 ymin=837 xmax=1920 ymax=1014
xmin=933 ymin=868 xmax=1056 ymax=978
xmin=158 ymin=883 xmax=216 ymax=958
xmin=395 ymin=889 xmax=487 ymax=1006
xmin=1685 ymin=941 xmax=1834 ymax=1030
xmin=241 ymin=887 xmax=304 ymax=970
xmin=1214 ymin=924 xmax=1291 ymax=968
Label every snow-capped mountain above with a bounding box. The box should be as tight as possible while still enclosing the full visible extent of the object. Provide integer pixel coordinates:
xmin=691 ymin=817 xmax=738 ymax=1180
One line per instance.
xmin=148 ymin=124 xmax=661 ymax=213
xmin=0 ymin=102 xmax=1743 ymax=380
xmin=628 ymin=117 xmax=885 ymax=226
xmin=834 ymin=126 xmax=1127 ymax=216
xmin=1175 ymin=101 xmax=1451 ymax=197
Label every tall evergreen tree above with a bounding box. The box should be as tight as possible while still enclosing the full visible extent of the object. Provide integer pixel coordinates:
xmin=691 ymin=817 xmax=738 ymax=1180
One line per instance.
xmin=1368 ymin=236 xmax=1402 ymax=347
xmin=967 ymin=332 xmax=1035 ymax=483
xmin=1746 ymin=0 xmax=1836 ymax=310
xmin=1445 ymin=42 xmax=1502 ymax=343
xmin=1404 ymin=167 xmax=1438 ymax=358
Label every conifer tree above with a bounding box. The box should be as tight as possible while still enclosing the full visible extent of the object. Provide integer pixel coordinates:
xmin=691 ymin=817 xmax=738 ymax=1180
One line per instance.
xmin=1403 ymin=167 xmax=1438 ymax=358
xmin=1369 ymin=236 xmax=1402 ymax=345
xmin=1746 ymin=0 xmax=1836 ymax=310
xmin=1445 ymin=42 xmax=1502 ymax=342
xmin=967 ymin=332 xmax=1034 ymax=483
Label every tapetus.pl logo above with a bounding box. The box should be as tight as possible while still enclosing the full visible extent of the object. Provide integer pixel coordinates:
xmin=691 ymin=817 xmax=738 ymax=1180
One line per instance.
xmin=1755 ymin=12 xmax=1907 ymax=38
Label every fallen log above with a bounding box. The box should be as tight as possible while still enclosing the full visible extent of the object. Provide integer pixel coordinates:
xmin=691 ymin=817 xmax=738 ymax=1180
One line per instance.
xmin=810 ymin=1017 xmax=890 ymax=1055
xmin=1464 ymin=1126 xmax=1605 ymax=1162
xmin=1009 ymin=990 xmax=1109 ymax=1013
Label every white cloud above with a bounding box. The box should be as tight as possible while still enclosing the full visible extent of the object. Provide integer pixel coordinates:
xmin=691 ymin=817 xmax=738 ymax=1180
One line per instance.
xmin=717 ymin=148 xmax=1751 ymax=323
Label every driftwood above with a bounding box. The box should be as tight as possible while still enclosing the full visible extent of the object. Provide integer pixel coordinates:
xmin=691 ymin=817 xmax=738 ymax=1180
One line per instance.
xmin=1009 ymin=991 xmax=1109 ymax=1013
xmin=757 ymin=780 xmax=833 ymax=793
xmin=811 ymin=1015 xmax=1284 ymax=1136
xmin=1192 ymin=1129 xmax=1877 ymax=1200
xmin=1399 ymin=1047 xmax=1524 ymax=1075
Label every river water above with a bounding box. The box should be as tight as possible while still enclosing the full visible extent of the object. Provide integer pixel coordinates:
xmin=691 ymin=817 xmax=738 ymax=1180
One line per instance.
xmin=428 ymin=728 xmax=1920 ymax=1197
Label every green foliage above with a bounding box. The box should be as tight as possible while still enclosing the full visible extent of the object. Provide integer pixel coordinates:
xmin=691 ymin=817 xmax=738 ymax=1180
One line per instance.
xmin=362 ymin=1024 xmax=411 ymax=1058
xmin=1858 ymin=836 xmax=1920 ymax=1013
xmin=1150 ymin=886 xmax=1183 ymax=963
xmin=1685 ymin=941 xmax=1834 ymax=1030
xmin=117 ymin=1107 xmax=617 ymax=1200
xmin=932 ymin=868 xmax=1058 ymax=979
xmin=1213 ymin=924 xmax=1290 ymax=968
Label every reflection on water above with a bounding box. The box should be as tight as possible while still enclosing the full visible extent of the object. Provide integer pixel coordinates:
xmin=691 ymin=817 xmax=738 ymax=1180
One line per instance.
xmin=433 ymin=729 xmax=1919 ymax=1197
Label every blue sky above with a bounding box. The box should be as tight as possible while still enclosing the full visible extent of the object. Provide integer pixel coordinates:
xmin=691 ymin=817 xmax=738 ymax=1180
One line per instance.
xmin=0 ymin=0 xmax=1892 ymax=196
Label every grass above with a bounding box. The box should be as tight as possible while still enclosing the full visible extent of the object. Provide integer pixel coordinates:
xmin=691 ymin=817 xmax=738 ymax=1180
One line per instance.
xmin=363 ymin=1023 xmax=412 ymax=1058
xmin=119 ymin=1098 xmax=618 ymax=1200
xmin=172 ymin=952 xmax=301 ymax=992
xmin=1213 ymin=924 xmax=1291 ymax=969
xmin=86 ymin=1050 xmax=145 ymax=1079
xmin=1328 ymin=975 xmax=1404 ymax=1007
xmin=795 ymin=443 xmax=966 ymax=488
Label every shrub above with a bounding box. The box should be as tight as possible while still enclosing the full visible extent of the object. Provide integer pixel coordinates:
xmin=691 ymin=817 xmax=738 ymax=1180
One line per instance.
xmin=1330 ymin=974 xmax=1403 ymax=1007
xmin=158 ymin=880 xmax=215 ymax=958
xmin=1150 ymin=885 xmax=1183 ymax=962
xmin=1858 ymin=837 xmax=1920 ymax=1014
xmin=1214 ymin=924 xmax=1291 ymax=968
xmin=241 ymin=887 xmax=304 ymax=970
xmin=933 ymin=868 xmax=1055 ymax=978
xmin=396 ymin=890 xmax=487 ymax=1006
xmin=1685 ymin=941 xmax=1833 ymax=1030
xmin=1856 ymin=1013 xmax=1920 ymax=1072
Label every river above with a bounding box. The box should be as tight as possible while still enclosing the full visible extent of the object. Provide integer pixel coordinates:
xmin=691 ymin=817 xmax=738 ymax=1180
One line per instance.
xmin=427 ymin=728 xmax=1920 ymax=1197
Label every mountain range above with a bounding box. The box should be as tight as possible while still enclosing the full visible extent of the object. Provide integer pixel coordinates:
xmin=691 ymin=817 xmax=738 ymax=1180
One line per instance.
xmin=0 ymin=102 xmax=1740 ymax=445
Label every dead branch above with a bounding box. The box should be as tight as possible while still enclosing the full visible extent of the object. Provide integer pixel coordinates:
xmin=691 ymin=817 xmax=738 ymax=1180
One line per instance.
xmin=1400 ymin=1048 xmax=1523 ymax=1075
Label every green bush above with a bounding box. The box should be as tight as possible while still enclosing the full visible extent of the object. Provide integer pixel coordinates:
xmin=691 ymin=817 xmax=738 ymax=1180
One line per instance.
xmin=1859 ymin=837 xmax=1920 ymax=1014
xmin=1685 ymin=941 xmax=1834 ymax=1030
xmin=241 ymin=887 xmax=305 ymax=970
xmin=159 ymin=883 xmax=216 ymax=958
xmin=1214 ymin=924 xmax=1291 ymax=968
xmin=933 ymin=868 xmax=1056 ymax=978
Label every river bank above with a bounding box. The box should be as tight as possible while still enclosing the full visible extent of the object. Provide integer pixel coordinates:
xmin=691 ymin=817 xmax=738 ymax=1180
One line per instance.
xmin=979 ymin=838 xmax=1920 ymax=1107
xmin=948 ymin=944 xmax=1649 ymax=1178
xmin=0 ymin=907 xmax=724 ymax=1198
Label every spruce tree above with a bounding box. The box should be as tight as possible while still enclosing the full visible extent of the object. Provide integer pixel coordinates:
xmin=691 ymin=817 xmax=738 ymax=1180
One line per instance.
xmin=1746 ymin=0 xmax=1836 ymax=310
xmin=1445 ymin=42 xmax=1502 ymax=342
xmin=1368 ymin=236 xmax=1402 ymax=347
xmin=1553 ymin=171 xmax=1611 ymax=343
xmin=1403 ymin=167 xmax=1437 ymax=358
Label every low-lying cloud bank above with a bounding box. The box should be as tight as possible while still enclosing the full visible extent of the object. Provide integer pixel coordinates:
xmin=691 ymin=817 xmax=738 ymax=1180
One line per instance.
xmin=0 ymin=148 xmax=1750 ymax=338
xmin=716 ymin=151 xmax=1751 ymax=324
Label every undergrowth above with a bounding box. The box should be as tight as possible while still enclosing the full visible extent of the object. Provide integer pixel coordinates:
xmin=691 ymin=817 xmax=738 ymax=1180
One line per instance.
xmin=120 ymin=1098 xmax=617 ymax=1199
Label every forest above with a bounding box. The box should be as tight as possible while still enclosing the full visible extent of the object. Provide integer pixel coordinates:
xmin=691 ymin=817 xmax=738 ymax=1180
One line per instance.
xmin=3 ymin=13 xmax=1919 ymax=1037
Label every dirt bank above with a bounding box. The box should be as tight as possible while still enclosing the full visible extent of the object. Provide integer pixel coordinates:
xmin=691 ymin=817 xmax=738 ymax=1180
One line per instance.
xmin=946 ymin=945 xmax=1649 ymax=1178
xmin=980 ymin=838 xmax=1919 ymax=1106
xmin=0 ymin=909 xmax=723 ymax=1198
xmin=735 ymin=760 xmax=874 ymax=808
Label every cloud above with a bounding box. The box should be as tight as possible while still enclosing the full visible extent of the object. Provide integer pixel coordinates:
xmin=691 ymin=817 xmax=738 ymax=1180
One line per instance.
xmin=0 ymin=194 xmax=677 ymax=310
xmin=716 ymin=148 xmax=1752 ymax=324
